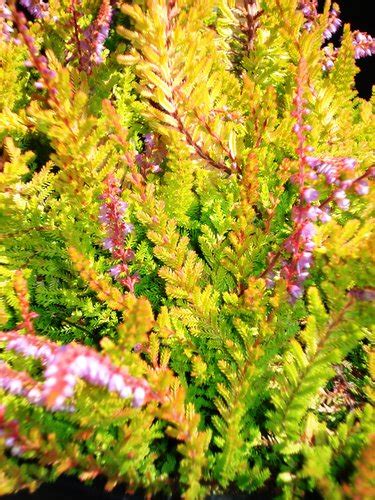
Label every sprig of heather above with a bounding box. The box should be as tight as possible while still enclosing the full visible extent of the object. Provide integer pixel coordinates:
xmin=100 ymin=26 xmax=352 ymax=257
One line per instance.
xmin=0 ymin=362 xmax=44 ymax=405
xmin=19 ymin=0 xmax=48 ymax=19
xmin=9 ymin=2 xmax=58 ymax=102
xmin=66 ymin=0 xmax=112 ymax=73
xmin=0 ymin=330 xmax=157 ymax=411
xmin=297 ymin=0 xmax=318 ymax=32
xmin=99 ymin=174 xmax=139 ymax=293
xmin=322 ymin=45 xmax=338 ymax=71
xmin=323 ymin=30 xmax=375 ymax=71
xmin=265 ymin=60 xmax=371 ymax=300
xmin=278 ymin=58 xmax=315 ymax=301
xmin=323 ymin=4 xmax=341 ymax=40
xmin=83 ymin=0 xmax=112 ymax=68
xmin=1 ymin=329 xmax=57 ymax=363
xmin=352 ymin=30 xmax=375 ymax=59
xmin=135 ymin=133 xmax=166 ymax=178
xmin=298 ymin=1 xmax=341 ymax=40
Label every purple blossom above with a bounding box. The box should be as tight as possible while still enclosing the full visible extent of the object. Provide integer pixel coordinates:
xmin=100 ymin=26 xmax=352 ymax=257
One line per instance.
xmin=78 ymin=0 xmax=112 ymax=73
xmin=319 ymin=210 xmax=331 ymax=223
xmin=289 ymin=284 xmax=303 ymax=299
xmin=354 ymin=180 xmax=369 ymax=195
xmin=109 ymin=265 xmax=122 ymax=278
xmin=353 ymin=30 xmax=375 ymax=59
xmin=336 ymin=197 xmax=350 ymax=210
xmin=306 ymin=206 xmax=322 ymax=221
xmin=132 ymin=387 xmax=146 ymax=407
xmin=103 ymin=237 xmax=115 ymax=250
xmin=323 ymin=8 xmax=341 ymax=40
xmin=302 ymin=187 xmax=319 ymax=202
xmin=1 ymin=2 xmax=13 ymax=41
xmin=300 ymin=222 xmax=316 ymax=240
xmin=333 ymin=189 xmax=346 ymax=200
xmin=297 ymin=251 xmax=313 ymax=270
xmin=99 ymin=175 xmax=139 ymax=292
xmin=135 ymin=133 xmax=166 ymax=178
xmin=19 ymin=0 xmax=48 ymax=19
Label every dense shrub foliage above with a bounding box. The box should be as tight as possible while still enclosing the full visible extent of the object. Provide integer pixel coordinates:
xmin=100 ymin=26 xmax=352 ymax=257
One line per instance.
xmin=0 ymin=0 xmax=374 ymax=497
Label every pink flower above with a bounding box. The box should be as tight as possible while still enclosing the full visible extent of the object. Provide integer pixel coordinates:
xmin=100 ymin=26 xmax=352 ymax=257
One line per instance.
xmin=288 ymin=284 xmax=303 ymax=300
xmin=354 ymin=180 xmax=369 ymax=195
xmin=20 ymin=0 xmax=48 ymax=19
xmin=302 ymin=187 xmax=319 ymax=202
xmin=135 ymin=133 xmax=166 ymax=178
xmin=69 ymin=0 xmax=112 ymax=73
xmin=353 ymin=30 xmax=375 ymax=59
xmin=323 ymin=8 xmax=341 ymax=40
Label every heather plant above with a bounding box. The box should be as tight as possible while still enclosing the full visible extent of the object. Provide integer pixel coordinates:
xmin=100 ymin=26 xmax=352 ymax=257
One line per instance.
xmin=0 ymin=0 xmax=374 ymax=498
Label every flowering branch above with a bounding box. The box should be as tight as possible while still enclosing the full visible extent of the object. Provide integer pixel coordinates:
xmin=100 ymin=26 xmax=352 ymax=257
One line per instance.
xmin=67 ymin=0 xmax=112 ymax=74
xmin=352 ymin=30 xmax=375 ymax=59
xmin=323 ymin=4 xmax=341 ymax=40
xmin=81 ymin=0 xmax=112 ymax=72
xmin=9 ymin=1 xmax=59 ymax=105
xmin=0 ymin=330 xmax=157 ymax=411
xmin=298 ymin=0 xmax=318 ymax=32
xmin=0 ymin=362 xmax=44 ymax=405
xmin=99 ymin=174 xmax=139 ymax=293
xmin=264 ymin=59 xmax=371 ymax=300
xmin=135 ymin=133 xmax=166 ymax=178
xmin=298 ymin=0 xmax=341 ymax=39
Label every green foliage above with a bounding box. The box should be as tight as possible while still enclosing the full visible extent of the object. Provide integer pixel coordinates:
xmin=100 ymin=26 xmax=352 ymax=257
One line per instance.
xmin=0 ymin=0 xmax=374 ymax=498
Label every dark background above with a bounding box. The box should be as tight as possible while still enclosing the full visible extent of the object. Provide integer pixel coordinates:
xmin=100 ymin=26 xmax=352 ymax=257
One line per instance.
xmin=4 ymin=2 xmax=374 ymax=500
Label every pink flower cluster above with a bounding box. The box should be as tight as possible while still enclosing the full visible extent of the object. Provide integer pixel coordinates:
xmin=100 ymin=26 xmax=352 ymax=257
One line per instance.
xmin=322 ymin=45 xmax=338 ymax=71
xmin=83 ymin=0 xmax=112 ymax=68
xmin=298 ymin=1 xmax=340 ymax=39
xmin=69 ymin=0 xmax=112 ymax=73
xmin=298 ymin=0 xmax=318 ymax=32
xmin=1 ymin=1 xmax=13 ymax=41
xmin=99 ymin=174 xmax=139 ymax=292
xmin=267 ymin=61 xmax=371 ymax=301
xmin=2 ymin=329 xmax=57 ymax=363
xmin=0 ymin=331 xmax=155 ymax=411
xmin=0 ymin=361 xmax=44 ymax=405
xmin=305 ymin=156 xmax=370 ymax=208
xmin=135 ymin=133 xmax=165 ymax=178
xmin=323 ymin=6 xmax=341 ymax=40
xmin=323 ymin=30 xmax=375 ymax=71
xmin=19 ymin=0 xmax=48 ymax=19
xmin=352 ymin=30 xmax=375 ymax=59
